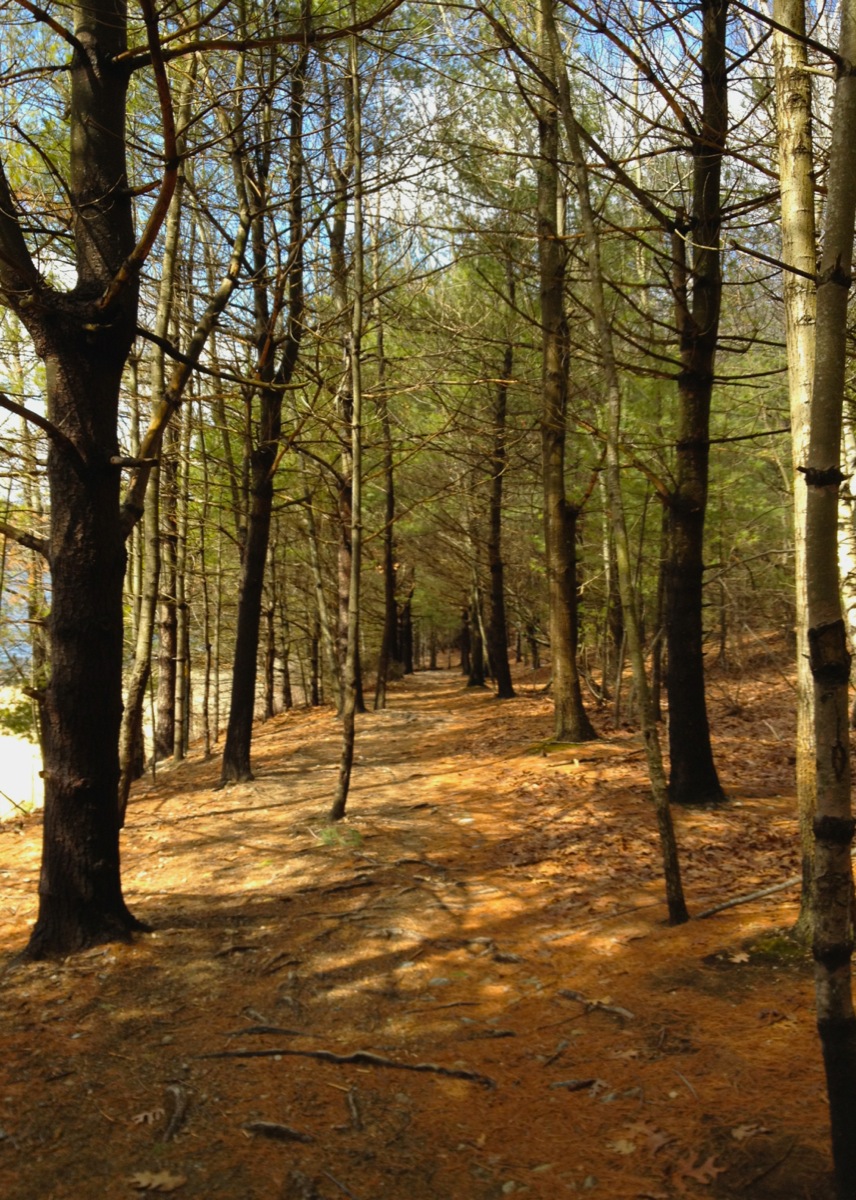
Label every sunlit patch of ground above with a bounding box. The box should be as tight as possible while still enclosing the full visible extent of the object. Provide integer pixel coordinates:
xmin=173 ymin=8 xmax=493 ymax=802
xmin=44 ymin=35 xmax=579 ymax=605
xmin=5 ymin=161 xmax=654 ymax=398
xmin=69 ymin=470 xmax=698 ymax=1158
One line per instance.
xmin=0 ymin=650 xmax=836 ymax=1199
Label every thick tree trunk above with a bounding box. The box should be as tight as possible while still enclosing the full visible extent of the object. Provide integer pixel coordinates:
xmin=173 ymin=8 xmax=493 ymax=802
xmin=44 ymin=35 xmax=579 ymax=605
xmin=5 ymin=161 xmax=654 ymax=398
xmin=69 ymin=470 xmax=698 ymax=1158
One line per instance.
xmin=4 ymin=0 xmax=151 ymax=957
xmin=664 ymin=0 xmax=728 ymax=808
xmin=31 ymin=349 xmax=145 ymax=957
xmin=537 ymin=43 xmax=596 ymax=743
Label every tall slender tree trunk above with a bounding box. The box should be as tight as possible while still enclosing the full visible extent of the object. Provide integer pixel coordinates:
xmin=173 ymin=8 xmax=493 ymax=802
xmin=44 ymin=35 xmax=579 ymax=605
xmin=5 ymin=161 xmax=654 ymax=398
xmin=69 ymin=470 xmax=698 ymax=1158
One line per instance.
xmin=373 ymin=238 xmax=398 ymax=710
xmin=802 ymin=1 xmax=856 ymax=1191
xmin=486 ymin=258 xmax=515 ymax=701
xmin=325 ymin=50 xmax=365 ymax=717
xmin=173 ymin=387 xmax=192 ymax=760
xmin=301 ymin=456 xmax=342 ymax=708
xmin=544 ymin=0 xmax=687 ymax=923
xmin=331 ymin=20 xmax=365 ymax=822
xmin=154 ymin=421 xmax=178 ymax=760
xmin=536 ymin=15 xmax=596 ymax=744
xmin=221 ymin=31 xmax=307 ymax=783
xmin=664 ymin=0 xmax=728 ymax=808
xmin=773 ymin=0 xmax=818 ymax=939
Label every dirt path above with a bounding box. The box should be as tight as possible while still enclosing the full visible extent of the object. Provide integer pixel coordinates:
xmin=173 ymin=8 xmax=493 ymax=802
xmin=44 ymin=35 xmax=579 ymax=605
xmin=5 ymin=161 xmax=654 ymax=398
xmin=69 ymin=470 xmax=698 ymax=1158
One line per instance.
xmin=0 ymin=664 xmax=835 ymax=1198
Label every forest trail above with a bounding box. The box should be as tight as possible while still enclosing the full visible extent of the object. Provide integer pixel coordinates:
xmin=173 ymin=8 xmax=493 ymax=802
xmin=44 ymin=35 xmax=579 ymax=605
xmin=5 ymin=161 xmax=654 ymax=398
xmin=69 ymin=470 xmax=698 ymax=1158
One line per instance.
xmin=0 ymin=655 xmax=835 ymax=1199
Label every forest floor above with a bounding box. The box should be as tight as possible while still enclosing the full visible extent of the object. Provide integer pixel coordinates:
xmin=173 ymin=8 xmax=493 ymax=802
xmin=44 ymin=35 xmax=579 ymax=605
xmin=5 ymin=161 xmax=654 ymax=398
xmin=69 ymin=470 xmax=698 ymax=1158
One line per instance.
xmin=0 ymin=637 xmax=836 ymax=1200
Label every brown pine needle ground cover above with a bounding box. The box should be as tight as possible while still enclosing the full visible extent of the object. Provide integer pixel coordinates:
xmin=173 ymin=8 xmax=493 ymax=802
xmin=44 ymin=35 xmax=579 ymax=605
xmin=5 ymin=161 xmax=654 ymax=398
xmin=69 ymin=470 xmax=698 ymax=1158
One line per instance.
xmin=0 ymin=643 xmax=836 ymax=1199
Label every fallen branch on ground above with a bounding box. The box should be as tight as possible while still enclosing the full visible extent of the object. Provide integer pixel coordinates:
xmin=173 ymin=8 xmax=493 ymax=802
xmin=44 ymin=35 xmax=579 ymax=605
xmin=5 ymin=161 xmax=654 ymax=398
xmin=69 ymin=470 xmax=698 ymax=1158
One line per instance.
xmin=696 ymin=875 xmax=801 ymax=919
xmin=197 ymin=1046 xmax=496 ymax=1088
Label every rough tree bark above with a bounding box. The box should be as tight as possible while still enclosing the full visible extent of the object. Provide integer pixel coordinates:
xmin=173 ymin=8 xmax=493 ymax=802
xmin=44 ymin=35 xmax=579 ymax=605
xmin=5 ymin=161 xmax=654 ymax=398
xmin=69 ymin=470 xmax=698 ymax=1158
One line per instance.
xmin=664 ymin=0 xmax=728 ymax=807
xmin=0 ymin=0 xmax=175 ymax=957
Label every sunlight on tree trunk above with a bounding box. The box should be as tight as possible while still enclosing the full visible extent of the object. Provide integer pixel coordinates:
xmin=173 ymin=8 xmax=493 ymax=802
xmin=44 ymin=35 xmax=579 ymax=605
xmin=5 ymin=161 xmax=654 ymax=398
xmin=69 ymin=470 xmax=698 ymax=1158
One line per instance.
xmin=802 ymin=0 xmax=856 ymax=1191
xmin=773 ymin=0 xmax=818 ymax=941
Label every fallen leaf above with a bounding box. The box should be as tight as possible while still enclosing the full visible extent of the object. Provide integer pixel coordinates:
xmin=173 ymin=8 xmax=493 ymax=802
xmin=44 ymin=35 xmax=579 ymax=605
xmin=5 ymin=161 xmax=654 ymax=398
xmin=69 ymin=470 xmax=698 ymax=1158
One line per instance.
xmin=607 ymin=1137 xmax=637 ymax=1155
xmin=731 ymin=1123 xmax=769 ymax=1142
xmin=624 ymin=1120 xmax=674 ymax=1153
xmin=128 ymin=1171 xmax=187 ymax=1192
xmin=131 ymin=1109 xmax=165 ymax=1126
xmin=758 ymin=1009 xmax=793 ymax=1026
xmin=728 ymin=951 xmax=749 ymax=964
xmin=675 ymin=1153 xmax=726 ymax=1185
xmin=625 ymin=1120 xmax=658 ymax=1138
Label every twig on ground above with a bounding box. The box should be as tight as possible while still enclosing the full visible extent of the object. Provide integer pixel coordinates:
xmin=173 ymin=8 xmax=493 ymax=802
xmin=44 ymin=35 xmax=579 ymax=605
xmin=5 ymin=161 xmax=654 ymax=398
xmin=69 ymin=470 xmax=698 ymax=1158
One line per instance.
xmin=323 ymin=1168 xmax=361 ymax=1199
xmin=674 ymin=1069 xmax=697 ymax=1100
xmin=162 ymin=1084 xmax=189 ymax=1143
xmin=243 ymin=1120 xmax=314 ymax=1143
xmin=227 ymin=1025 xmax=305 ymax=1037
xmin=558 ymin=989 xmax=635 ymax=1021
xmin=196 ymin=1046 xmax=496 ymax=1088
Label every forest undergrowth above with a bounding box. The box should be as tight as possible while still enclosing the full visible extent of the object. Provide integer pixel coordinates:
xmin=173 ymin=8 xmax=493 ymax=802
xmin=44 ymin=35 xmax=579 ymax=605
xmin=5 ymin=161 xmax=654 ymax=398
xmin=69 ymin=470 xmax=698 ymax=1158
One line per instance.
xmin=0 ymin=637 xmax=836 ymax=1199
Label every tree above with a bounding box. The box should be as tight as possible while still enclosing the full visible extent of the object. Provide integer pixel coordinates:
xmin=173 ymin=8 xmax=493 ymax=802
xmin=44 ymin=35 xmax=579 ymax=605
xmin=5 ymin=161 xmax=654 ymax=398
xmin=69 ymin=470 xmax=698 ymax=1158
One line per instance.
xmin=0 ymin=0 xmax=175 ymax=956
xmin=0 ymin=0 xmax=404 ymax=957
xmin=331 ymin=16 xmax=366 ymax=821
xmin=535 ymin=5 xmax=597 ymax=744
xmin=221 ymin=17 xmax=308 ymax=784
xmin=801 ymin=0 xmax=856 ymax=1191
xmin=772 ymin=0 xmax=817 ymax=937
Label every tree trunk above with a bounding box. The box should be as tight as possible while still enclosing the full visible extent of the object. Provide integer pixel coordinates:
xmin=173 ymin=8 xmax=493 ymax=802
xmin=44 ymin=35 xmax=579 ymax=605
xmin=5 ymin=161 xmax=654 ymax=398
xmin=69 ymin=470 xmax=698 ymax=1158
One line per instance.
xmin=773 ymin=0 xmax=818 ymax=939
xmin=468 ymin=597 xmax=487 ymax=688
xmin=400 ymin=591 xmax=414 ymax=674
xmin=331 ymin=21 xmax=365 ymax=821
xmin=537 ymin=33 xmax=596 ymax=744
xmin=486 ymin=277 xmax=516 ymax=700
xmin=154 ymin=421 xmax=178 ymax=760
xmin=0 ymin=0 xmax=151 ymax=957
xmin=664 ymin=0 xmax=728 ymax=808
xmin=173 ymin=385 xmax=192 ymax=760
xmin=302 ymin=465 xmax=343 ymax=708
xmin=373 ymin=235 xmax=398 ymax=710
xmin=544 ymin=0 xmax=688 ymax=923
xmin=802 ymin=1 xmax=856 ymax=1191
xmin=221 ymin=35 xmax=307 ymax=783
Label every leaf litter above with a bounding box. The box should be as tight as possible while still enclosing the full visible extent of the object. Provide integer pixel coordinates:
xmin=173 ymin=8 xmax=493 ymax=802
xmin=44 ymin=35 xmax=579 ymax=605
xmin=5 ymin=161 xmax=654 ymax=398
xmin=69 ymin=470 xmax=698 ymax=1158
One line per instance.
xmin=0 ymin=643 xmax=839 ymax=1198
